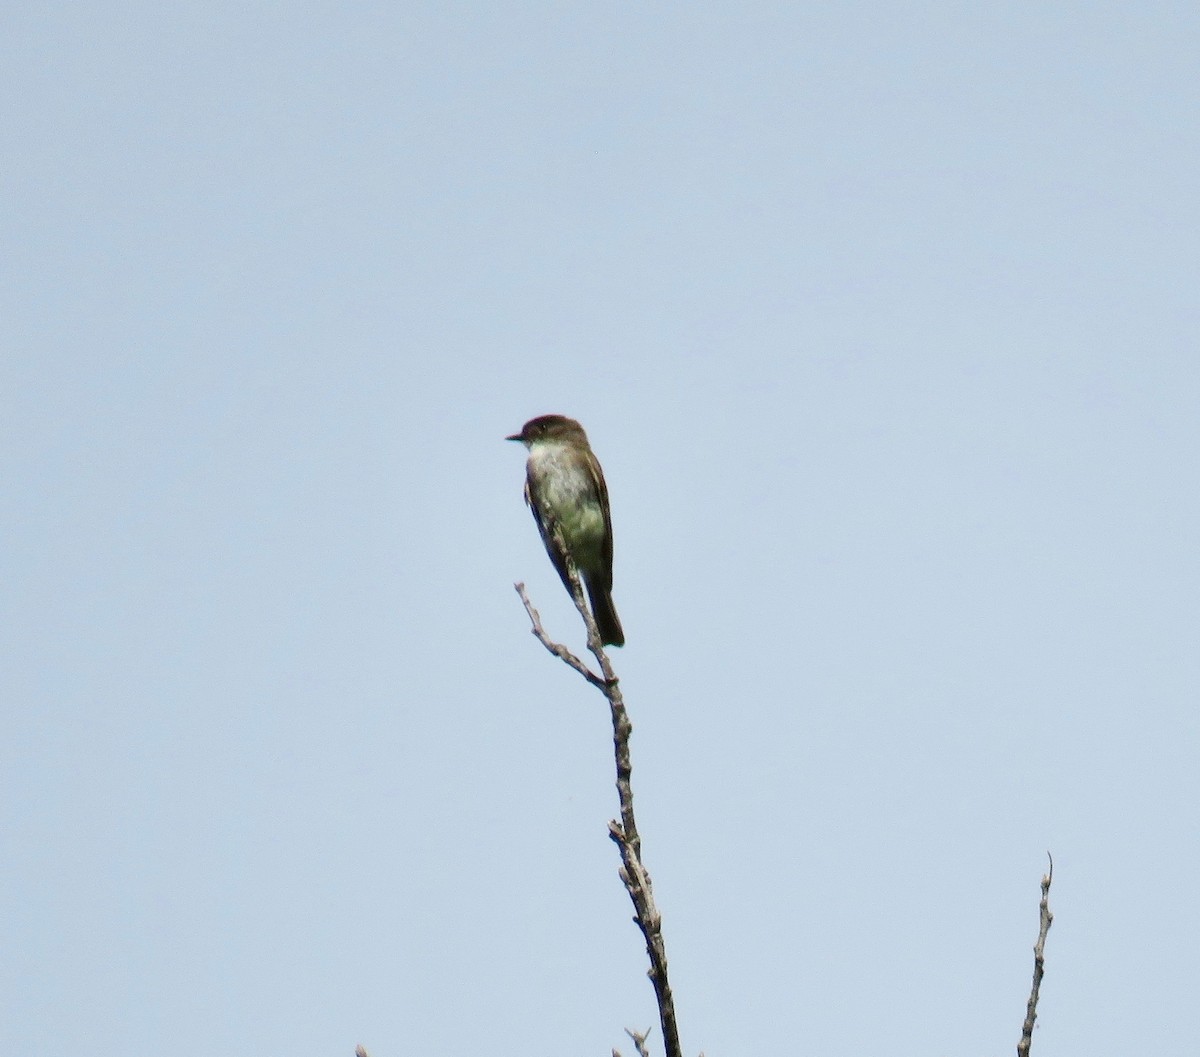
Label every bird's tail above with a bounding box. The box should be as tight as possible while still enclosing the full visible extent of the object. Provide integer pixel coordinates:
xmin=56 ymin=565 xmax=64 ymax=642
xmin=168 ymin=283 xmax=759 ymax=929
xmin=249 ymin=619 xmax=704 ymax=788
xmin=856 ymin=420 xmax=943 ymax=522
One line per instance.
xmin=585 ymin=577 xmax=625 ymax=647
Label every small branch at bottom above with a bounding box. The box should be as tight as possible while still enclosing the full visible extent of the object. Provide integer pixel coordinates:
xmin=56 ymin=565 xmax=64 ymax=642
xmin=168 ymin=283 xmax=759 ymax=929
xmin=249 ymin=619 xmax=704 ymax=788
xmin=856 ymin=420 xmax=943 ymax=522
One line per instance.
xmin=625 ymin=1027 xmax=653 ymax=1057
xmin=1017 ymin=853 xmax=1054 ymax=1057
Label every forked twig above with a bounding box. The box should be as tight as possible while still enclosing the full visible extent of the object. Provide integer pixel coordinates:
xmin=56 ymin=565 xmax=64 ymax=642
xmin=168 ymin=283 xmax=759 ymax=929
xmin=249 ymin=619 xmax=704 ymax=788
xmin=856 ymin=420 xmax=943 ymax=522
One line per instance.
xmin=515 ymin=576 xmax=683 ymax=1057
xmin=515 ymin=582 xmax=606 ymax=689
xmin=625 ymin=1026 xmax=653 ymax=1057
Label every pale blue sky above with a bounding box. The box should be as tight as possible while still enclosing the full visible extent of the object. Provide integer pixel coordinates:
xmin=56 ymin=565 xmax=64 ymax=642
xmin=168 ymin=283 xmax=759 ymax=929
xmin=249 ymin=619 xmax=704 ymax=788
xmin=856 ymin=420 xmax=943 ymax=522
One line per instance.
xmin=3 ymin=3 xmax=1199 ymax=1055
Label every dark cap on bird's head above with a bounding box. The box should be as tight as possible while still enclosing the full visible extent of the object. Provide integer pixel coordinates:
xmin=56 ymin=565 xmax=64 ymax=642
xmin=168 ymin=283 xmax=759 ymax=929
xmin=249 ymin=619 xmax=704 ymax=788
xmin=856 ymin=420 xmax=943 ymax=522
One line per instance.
xmin=506 ymin=415 xmax=589 ymax=446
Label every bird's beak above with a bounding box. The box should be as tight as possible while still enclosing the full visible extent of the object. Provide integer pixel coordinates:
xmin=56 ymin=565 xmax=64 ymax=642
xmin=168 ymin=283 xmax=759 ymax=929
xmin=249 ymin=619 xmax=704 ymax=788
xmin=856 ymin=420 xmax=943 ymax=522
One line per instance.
xmin=505 ymin=432 xmax=524 ymax=442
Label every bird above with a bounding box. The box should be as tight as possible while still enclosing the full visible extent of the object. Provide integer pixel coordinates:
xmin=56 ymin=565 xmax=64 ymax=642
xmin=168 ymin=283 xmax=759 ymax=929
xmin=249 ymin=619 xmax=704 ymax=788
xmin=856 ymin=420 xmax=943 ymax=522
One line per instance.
xmin=507 ymin=415 xmax=625 ymax=647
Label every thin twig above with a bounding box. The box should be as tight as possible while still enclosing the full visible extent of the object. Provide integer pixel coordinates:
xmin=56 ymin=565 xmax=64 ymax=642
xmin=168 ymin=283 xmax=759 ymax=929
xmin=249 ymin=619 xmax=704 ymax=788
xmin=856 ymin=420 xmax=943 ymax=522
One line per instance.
xmin=1017 ymin=853 xmax=1054 ymax=1057
xmin=515 ymin=576 xmax=684 ymax=1057
xmin=515 ymin=582 xmax=606 ymax=689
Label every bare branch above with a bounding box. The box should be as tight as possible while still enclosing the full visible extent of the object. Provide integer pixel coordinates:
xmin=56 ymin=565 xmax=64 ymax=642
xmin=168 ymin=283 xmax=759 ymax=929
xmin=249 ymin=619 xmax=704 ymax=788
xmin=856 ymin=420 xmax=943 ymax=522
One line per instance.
xmin=514 ymin=574 xmax=684 ymax=1057
xmin=1017 ymin=853 xmax=1054 ymax=1057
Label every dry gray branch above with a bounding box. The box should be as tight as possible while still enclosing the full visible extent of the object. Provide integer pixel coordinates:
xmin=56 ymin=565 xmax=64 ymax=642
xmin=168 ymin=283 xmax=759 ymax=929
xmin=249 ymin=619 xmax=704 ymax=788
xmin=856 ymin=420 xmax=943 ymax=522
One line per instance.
xmin=515 ymin=573 xmax=684 ymax=1057
xmin=1017 ymin=854 xmax=1054 ymax=1057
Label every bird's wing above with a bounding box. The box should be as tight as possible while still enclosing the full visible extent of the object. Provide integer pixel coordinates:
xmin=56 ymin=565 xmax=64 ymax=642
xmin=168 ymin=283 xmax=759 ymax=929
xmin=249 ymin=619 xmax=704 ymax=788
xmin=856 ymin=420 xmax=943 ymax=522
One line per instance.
xmin=588 ymin=448 xmax=614 ymax=593
xmin=526 ymin=473 xmax=574 ymax=594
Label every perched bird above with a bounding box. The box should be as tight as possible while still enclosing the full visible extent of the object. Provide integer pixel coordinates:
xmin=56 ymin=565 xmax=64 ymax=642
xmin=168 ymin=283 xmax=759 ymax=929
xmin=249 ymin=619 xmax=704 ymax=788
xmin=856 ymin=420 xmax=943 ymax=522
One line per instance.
xmin=507 ymin=415 xmax=625 ymax=647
